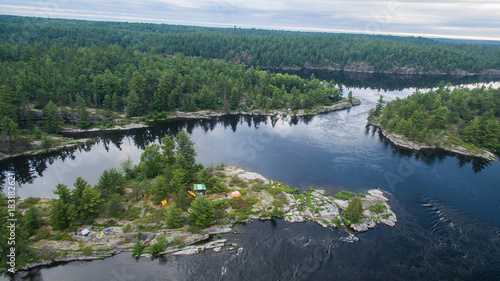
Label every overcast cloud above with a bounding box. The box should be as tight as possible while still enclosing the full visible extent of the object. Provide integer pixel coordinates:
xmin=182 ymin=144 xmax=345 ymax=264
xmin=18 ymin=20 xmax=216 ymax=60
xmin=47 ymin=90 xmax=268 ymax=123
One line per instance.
xmin=1 ymin=0 xmax=499 ymax=40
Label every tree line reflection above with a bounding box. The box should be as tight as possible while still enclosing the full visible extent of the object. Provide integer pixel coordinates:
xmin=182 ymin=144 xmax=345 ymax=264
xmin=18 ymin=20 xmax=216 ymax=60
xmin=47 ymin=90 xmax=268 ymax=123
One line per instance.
xmin=1 ymin=114 xmax=494 ymax=189
xmin=0 ymin=115 xmax=314 ymax=188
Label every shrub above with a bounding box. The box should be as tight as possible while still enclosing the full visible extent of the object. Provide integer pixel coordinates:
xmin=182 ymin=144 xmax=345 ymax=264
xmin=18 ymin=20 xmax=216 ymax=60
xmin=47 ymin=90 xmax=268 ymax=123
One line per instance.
xmin=149 ymin=234 xmax=166 ymax=255
xmin=269 ymin=206 xmax=284 ymax=218
xmin=132 ymin=241 xmax=144 ymax=256
xmin=333 ymin=216 xmax=342 ymax=228
xmin=82 ymin=246 xmax=93 ymax=256
xmin=334 ymin=190 xmax=358 ymax=201
xmin=171 ymin=236 xmax=185 ymax=247
xmin=213 ymin=200 xmax=228 ymax=220
xmin=123 ymin=206 xmax=141 ymax=221
xmin=51 ymin=233 xmax=73 ymax=241
xmin=22 ymin=197 xmax=41 ymax=207
xmin=123 ymin=224 xmax=131 ymax=233
xmin=293 ymin=188 xmax=300 ymax=194
xmin=230 ymin=175 xmax=242 ymax=185
xmin=41 ymin=138 xmax=53 ymax=148
xmin=251 ymin=182 xmax=265 ymax=191
xmin=368 ymin=203 xmax=386 ymax=214
xmin=102 ymin=194 xmax=125 ymax=218
xmin=33 ymin=226 xmax=51 ymax=241
xmin=216 ymin=233 xmax=222 ymax=239
xmin=208 ymin=177 xmax=228 ymax=194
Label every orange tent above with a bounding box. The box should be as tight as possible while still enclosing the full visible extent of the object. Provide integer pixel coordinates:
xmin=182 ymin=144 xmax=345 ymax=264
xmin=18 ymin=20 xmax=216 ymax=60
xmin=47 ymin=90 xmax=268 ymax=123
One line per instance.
xmin=230 ymin=191 xmax=241 ymax=197
xmin=160 ymin=199 xmax=167 ymax=207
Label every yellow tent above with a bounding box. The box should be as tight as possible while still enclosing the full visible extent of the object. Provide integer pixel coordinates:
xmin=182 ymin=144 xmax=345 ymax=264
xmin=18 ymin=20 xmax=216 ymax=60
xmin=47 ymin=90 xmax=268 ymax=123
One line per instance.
xmin=96 ymin=231 xmax=105 ymax=239
xmin=230 ymin=191 xmax=241 ymax=197
xmin=160 ymin=199 xmax=168 ymax=207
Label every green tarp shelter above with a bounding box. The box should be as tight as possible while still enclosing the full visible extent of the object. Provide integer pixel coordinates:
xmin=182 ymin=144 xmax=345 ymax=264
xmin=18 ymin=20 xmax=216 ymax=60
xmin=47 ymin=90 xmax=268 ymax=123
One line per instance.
xmin=193 ymin=184 xmax=207 ymax=191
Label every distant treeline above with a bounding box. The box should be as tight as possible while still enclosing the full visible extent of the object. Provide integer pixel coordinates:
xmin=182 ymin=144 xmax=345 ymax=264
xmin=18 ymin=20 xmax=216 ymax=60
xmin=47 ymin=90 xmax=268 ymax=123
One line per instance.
xmin=1 ymin=15 xmax=500 ymax=74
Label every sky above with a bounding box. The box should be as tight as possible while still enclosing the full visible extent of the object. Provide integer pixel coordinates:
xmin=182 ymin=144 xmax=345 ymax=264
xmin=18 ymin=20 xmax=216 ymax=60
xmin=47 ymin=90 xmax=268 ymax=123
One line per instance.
xmin=1 ymin=0 xmax=499 ymax=41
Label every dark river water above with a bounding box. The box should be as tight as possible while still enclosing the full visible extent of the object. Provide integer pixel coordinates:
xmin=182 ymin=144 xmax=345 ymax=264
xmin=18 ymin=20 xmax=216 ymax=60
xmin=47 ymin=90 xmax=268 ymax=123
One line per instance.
xmin=2 ymin=74 xmax=500 ymax=280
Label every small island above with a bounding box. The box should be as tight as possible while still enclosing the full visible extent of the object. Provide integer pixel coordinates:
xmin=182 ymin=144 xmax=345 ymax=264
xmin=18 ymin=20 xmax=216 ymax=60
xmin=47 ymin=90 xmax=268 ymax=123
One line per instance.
xmin=1 ymin=132 xmax=395 ymax=273
xmin=368 ymin=85 xmax=499 ymax=160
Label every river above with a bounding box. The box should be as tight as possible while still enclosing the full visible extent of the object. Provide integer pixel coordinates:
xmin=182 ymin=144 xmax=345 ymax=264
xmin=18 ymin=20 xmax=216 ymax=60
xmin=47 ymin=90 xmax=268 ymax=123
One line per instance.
xmin=2 ymin=74 xmax=500 ymax=280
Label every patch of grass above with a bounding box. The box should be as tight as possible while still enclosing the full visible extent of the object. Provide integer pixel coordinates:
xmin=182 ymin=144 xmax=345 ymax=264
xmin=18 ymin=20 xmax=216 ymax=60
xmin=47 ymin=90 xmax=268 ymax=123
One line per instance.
xmin=368 ymin=203 xmax=386 ymax=214
xmin=171 ymin=236 xmax=186 ymax=247
xmin=382 ymin=213 xmax=392 ymax=219
xmin=122 ymin=224 xmax=132 ymax=233
xmin=230 ymin=174 xmax=243 ymax=186
xmin=273 ymin=193 xmax=287 ymax=208
xmin=123 ymin=205 xmax=141 ymax=221
xmin=18 ymin=197 xmax=41 ymax=209
xmin=143 ymin=207 xmax=169 ymax=224
xmin=213 ymin=200 xmax=229 ymax=220
xmin=32 ymin=226 xmax=51 ymax=241
xmin=50 ymin=233 xmax=73 ymax=241
xmin=269 ymin=206 xmax=284 ymax=218
xmin=334 ymin=190 xmax=359 ymax=201
xmin=251 ymin=182 xmax=266 ymax=191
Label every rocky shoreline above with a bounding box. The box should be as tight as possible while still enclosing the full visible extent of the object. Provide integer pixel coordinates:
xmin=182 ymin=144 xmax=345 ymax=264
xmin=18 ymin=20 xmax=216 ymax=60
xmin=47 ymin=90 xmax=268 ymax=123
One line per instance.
xmin=19 ymin=165 xmax=395 ymax=272
xmin=276 ymin=65 xmax=500 ymax=77
xmin=371 ymin=124 xmax=497 ymax=161
xmin=0 ymin=138 xmax=92 ymax=161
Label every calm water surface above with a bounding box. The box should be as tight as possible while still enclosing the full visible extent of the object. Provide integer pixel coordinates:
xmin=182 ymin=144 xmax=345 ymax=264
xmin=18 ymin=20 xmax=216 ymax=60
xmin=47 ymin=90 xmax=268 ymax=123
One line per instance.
xmin=3 ymin=80 xmax=500 ymax=280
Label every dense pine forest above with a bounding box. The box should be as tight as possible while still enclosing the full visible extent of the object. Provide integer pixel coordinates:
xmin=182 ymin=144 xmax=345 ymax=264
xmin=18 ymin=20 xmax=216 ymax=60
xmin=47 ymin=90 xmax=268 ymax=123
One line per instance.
xmin=1 ymin=15 xmax=500 ymax=74
xmin=368 ymin=85 xmax=500 ymax=155
xmin=0 ymin=42 xmax=342 ymax=153
xmin=1 ymin=15 xmax=500 ymax=155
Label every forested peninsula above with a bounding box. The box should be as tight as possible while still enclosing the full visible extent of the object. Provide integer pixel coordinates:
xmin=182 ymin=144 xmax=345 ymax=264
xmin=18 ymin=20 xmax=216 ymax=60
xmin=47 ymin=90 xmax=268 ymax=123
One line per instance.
xmin=0 ymin=39 xmax=355 ymax=157
xmin=368 ymin=85 xmax=500 ymax=160
xmin=1 ymin=132 xmax=396 ymax=273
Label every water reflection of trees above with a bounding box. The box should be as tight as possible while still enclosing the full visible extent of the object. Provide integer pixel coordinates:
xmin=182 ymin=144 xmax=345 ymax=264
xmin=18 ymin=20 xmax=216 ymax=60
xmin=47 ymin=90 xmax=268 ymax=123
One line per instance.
xmin=0 ymin=115 xmax=312 ymax=188
xmin=274 ymin=69 xmax=500 ymax=91
xmin=2 ymin=115 xmax=493 ymax=188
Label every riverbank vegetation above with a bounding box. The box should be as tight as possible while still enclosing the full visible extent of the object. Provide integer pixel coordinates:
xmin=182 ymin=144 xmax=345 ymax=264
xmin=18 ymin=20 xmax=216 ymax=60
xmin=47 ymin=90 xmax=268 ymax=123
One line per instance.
xmin=368 ymin=85 xmax=500 ymax=156
xmin=1 ymin=132 xmax=396 ymax=272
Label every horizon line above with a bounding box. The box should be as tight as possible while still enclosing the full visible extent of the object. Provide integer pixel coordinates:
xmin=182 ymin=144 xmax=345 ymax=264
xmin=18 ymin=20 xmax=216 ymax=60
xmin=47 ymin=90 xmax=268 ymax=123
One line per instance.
xmin=1 ymin=11 xmax=500 ymax=43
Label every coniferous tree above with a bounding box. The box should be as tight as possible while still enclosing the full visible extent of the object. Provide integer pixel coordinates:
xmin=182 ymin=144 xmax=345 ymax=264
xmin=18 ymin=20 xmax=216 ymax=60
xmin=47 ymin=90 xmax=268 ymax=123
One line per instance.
xmin=343 ymin=196 xmax=363 ymax=224
xmin=77 ymin=102 xmax=92 ymax=129
xmin=43 ymin=101 xmax=62 ymax=134
xmin=175 ymin=130 xmax=197 ymax=170
xmin=25 ymin=206 xmax=41 ymax=237
xmin=166 ymin=203 xmax=184 ymax=229
xmin=126 ymin=89 xmax=143 ymax=117
xmin=96 ymin=168 xmax=126 ymax=198
xmin=188 ymin=196 xmax=215 ymax=229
